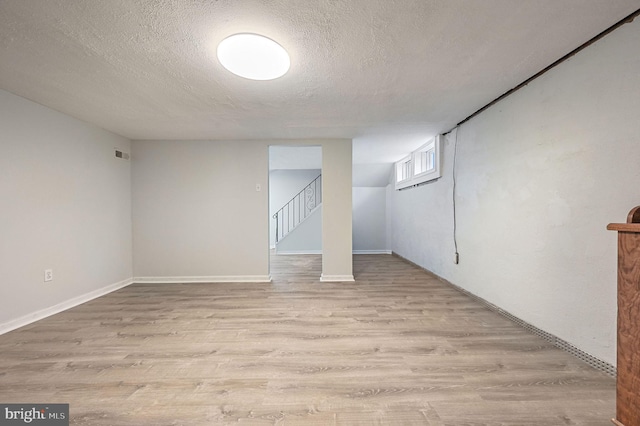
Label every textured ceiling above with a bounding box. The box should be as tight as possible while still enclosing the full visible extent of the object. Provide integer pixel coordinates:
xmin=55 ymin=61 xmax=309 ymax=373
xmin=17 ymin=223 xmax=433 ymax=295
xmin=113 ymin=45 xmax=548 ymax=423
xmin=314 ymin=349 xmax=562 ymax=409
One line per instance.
xmin=1 ymin=0 xmax=638 ymax=164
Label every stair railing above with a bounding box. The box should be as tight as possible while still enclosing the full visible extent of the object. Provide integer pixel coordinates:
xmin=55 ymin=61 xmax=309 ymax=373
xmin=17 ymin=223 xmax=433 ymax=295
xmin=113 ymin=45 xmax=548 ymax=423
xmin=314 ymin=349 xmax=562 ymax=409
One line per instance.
xmin=273 ymin=174 xmax=322 ymax=243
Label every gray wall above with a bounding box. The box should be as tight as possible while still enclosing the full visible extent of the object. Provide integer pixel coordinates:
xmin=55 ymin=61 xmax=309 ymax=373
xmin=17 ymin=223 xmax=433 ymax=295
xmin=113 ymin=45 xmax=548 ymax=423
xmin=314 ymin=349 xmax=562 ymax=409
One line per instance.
xmin=132 ymin=139 xmax=353 ymax=282
xmin=353 ymin=187 xmax=388 ymax=252
xmin=387 ymin=18 xmax=640 ymax=365
xmin=132 ymin=140 xmax=271 ymax=281
xmin=0 ymin=89 xmax=133 ymax=331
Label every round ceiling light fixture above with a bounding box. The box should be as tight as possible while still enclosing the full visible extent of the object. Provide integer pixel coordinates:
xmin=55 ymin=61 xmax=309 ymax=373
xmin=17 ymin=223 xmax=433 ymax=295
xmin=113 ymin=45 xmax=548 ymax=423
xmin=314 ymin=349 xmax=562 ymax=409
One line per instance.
xmin=217 ymin=33 xmax=290 ymax=81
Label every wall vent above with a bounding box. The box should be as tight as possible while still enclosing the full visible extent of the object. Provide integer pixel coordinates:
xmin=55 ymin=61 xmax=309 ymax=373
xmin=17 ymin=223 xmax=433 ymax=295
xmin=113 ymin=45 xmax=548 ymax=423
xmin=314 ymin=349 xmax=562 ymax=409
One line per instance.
xmin=115 ymin=149 xmax=130 ymax=160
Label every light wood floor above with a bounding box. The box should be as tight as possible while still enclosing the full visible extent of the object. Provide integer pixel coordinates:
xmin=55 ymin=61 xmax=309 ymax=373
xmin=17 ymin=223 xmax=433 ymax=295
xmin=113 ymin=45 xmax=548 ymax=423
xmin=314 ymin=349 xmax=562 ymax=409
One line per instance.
xmin=0 ymin=254 xmax=615 ymax=425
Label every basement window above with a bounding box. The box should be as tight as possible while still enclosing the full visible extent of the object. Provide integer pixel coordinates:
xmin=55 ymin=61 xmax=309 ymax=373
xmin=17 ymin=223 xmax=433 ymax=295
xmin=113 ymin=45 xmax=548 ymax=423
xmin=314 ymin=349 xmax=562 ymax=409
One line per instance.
xmin=395 ymin=135 xmax=442 ymax=190
xmin=395 ymin=155 xmax=412 ymax=185
xmin=414 ymin=143 xmax=436 ymax=176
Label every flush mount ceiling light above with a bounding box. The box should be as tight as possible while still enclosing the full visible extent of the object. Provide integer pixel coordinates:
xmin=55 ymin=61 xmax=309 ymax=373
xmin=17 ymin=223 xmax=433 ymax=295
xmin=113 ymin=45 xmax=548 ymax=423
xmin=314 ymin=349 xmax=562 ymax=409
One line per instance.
xmin=217 ymin=33 xmax=290 ymax=81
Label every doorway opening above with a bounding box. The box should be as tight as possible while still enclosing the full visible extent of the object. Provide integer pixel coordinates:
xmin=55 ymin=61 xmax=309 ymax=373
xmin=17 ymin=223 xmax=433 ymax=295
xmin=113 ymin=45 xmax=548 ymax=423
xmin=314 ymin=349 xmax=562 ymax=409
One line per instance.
xmin=268 ymin=145 xmax=322 ymax=282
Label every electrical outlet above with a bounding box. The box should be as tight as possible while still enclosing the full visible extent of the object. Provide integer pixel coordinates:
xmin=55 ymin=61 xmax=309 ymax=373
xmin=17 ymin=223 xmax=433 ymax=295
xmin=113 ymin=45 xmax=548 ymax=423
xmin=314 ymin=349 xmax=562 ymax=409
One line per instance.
xmin=454 ymin=253 xmax=459 ymax=264
xmin=44 ymin=269 xmax=53 ymax=282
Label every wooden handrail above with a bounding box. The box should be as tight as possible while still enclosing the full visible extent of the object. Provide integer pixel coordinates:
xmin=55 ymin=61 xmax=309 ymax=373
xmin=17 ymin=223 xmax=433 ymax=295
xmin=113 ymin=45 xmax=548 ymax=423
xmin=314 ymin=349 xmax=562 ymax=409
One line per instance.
xmin=607 ymin=205 xmax=640 ymax=232
xmin=607 ymin=223 xmax=640 ymax=232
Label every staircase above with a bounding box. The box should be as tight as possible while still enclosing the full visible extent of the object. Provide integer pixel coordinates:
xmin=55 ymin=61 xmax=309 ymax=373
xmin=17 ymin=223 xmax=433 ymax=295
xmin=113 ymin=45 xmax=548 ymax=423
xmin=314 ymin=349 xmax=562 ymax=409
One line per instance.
xmin=273 ymin=174 xmax=322 ymax=244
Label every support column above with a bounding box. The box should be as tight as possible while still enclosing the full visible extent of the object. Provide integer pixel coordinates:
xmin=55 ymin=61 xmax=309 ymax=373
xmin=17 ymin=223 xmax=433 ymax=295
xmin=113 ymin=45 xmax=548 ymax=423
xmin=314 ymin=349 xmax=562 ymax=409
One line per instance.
xmin=321 ymin=139 xmax=354 ymax=282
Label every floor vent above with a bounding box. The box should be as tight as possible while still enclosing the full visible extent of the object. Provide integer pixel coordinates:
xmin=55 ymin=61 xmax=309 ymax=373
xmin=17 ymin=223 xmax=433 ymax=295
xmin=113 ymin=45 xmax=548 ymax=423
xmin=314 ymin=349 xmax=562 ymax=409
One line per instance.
xmin=492 ymin=304 xmax=617 ymax=377
xmin=392 ymin=252 xmax=617 ymax=378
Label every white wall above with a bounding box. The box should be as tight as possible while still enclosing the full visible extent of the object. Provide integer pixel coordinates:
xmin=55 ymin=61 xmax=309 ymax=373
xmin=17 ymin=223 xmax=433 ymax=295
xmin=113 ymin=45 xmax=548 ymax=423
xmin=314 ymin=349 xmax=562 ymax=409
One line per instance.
xmin=352 ymin=163 xmax=392 ymax=187
xmin=353 ymin=187 xmax=388 ymax=252
xmin=0 ymin=89 xmax=133 ymax=331
xmin=269 ymin=169 xmax=321 ymax=247
xmin=275 ymin=206 xmax=322 ymax=254
xmin=132 ymin=140 xmax=270 ymax=281
xmin=387 ymin=18 xmax=640 ymax=365
xmin=271 ymin=170 xmax=388 ymax=253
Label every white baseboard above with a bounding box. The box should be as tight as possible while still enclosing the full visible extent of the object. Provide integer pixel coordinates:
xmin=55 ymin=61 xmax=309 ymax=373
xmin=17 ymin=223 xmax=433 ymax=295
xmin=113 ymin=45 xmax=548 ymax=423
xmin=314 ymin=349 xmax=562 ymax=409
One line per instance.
xmin=275 ymin=250 xmax=322 ymax=255
xmin=0 ymin=277 xmax=133 ymax=335
xmin=320 ymin=274 xmax=355 ymax=282
xmin=133 ymin=275 xmax=272 ymax=283
xmin=275 ymin=250 xmax=391 ymax=255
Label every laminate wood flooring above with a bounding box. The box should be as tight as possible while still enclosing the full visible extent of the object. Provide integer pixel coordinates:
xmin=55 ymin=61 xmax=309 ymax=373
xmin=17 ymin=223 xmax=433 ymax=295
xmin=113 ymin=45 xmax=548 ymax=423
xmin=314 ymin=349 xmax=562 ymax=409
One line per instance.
xmin=0 ymin=254 xmax=615 ymax=425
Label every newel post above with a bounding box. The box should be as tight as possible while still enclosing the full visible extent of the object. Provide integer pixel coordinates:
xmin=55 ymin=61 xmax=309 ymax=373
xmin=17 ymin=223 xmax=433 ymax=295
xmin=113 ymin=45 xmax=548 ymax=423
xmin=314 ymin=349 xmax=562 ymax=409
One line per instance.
xmin=607 ymin=206 xmax=640 ymax=426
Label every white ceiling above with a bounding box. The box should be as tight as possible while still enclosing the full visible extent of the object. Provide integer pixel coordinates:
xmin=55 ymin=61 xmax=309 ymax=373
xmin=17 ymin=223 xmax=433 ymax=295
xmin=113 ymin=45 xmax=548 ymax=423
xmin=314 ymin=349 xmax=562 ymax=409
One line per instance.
xmin=1 ymin=0 xmax=638 ymax=165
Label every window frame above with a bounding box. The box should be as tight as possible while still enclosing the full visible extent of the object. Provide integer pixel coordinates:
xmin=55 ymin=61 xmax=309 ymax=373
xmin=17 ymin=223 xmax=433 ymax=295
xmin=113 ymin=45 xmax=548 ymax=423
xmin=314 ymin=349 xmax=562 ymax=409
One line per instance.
xmin=395 ymin=154 xmax=412 ymax=186
xmin=394 ymin=135 xmax=442 ymax=190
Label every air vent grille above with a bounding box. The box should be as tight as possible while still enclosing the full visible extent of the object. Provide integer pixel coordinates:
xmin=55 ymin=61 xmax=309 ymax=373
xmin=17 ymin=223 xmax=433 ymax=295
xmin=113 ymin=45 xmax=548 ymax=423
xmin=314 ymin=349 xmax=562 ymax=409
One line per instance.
xmin=115 ymin=150 xmax=130 ymax=160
